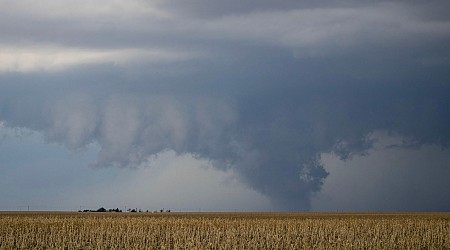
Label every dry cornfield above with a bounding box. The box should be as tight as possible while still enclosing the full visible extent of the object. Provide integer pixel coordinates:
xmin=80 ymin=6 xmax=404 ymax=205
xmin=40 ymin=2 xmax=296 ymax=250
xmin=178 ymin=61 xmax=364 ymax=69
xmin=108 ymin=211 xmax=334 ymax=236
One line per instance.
xmin=0 ymin=212 xmax=449 ymax=249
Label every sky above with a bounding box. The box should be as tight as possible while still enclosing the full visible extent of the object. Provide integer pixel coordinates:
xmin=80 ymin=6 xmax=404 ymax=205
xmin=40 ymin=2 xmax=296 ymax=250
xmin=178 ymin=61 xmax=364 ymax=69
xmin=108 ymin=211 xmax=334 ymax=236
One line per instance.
xmin=0 ymin=0 xmax=450 ymax=212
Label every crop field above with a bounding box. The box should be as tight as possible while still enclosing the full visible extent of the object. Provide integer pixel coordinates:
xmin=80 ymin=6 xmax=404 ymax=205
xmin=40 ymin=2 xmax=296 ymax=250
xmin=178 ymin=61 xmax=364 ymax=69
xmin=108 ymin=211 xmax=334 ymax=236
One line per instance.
xmin=0 ymin=212 xmax=449 ymax=249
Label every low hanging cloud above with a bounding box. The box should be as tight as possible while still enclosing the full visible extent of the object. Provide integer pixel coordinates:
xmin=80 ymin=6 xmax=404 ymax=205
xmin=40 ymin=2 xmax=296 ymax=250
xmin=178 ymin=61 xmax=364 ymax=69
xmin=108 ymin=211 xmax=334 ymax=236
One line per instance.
xmin=1 ymin=0 xmax=450 ymax=211
xmin=2 ymin=79 xmax=449 ymax=210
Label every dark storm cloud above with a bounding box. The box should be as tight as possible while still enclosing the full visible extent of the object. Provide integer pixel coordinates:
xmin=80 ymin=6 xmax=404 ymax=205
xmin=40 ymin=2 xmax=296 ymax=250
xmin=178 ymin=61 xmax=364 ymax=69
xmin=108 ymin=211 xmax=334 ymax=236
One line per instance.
xmin=1 ymin=1 xmax=450 ymax=210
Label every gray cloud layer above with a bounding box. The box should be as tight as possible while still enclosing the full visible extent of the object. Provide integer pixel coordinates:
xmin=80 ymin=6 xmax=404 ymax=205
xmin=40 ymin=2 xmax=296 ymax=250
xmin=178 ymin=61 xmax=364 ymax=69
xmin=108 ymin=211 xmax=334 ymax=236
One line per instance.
xmin=1 ymin=1 xmax=450 ymax=210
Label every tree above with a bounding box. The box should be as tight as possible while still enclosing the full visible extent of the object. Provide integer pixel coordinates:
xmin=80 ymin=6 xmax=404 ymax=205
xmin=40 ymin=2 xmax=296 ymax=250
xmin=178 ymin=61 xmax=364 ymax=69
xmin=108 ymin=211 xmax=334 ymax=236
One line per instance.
xmin=96 ymin=207 xmax=107 ymax=212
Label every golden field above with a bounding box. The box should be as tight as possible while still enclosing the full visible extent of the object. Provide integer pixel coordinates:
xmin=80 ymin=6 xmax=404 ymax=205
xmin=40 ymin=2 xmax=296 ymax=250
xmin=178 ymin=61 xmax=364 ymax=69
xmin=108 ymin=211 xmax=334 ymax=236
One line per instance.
xmin=0 ymin=212 xmax=449 ymax=249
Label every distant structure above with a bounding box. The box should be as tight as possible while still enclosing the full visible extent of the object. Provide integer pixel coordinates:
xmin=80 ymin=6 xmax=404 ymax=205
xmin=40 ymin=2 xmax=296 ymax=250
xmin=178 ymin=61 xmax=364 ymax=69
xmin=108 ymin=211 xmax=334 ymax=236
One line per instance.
xmin=79 ymin=207 xmax=122 ymax=212
xmin=78 ymin=207 xmax=171 ymax=213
